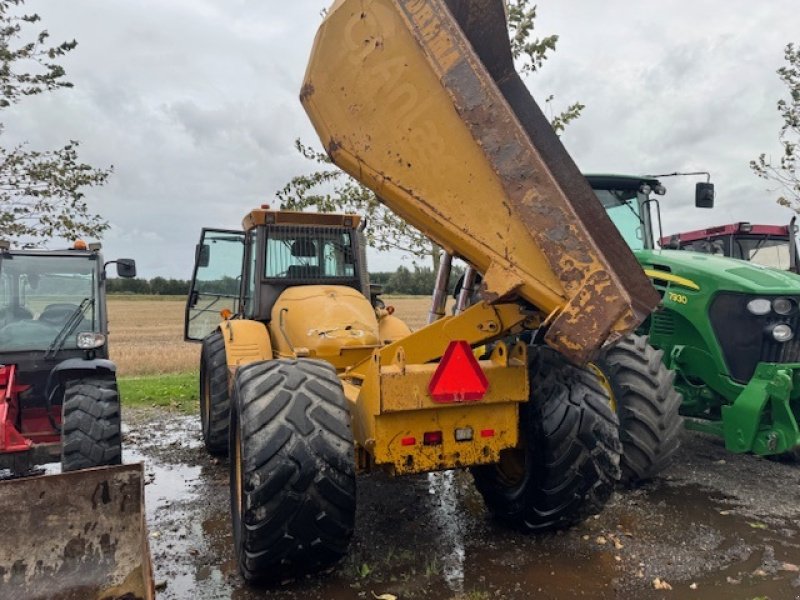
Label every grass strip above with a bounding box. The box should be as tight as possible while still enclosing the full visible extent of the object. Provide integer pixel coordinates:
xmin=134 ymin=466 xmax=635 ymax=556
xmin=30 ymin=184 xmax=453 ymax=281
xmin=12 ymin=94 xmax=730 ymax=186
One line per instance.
xmin=119 ymin=371 xmax=199 ymax=414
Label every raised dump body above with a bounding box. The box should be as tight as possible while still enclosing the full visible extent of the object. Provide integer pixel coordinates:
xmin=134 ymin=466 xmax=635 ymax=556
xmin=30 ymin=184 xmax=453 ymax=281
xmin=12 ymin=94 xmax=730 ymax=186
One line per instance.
xmin=301 ymin=0 xmax=658 ymax=362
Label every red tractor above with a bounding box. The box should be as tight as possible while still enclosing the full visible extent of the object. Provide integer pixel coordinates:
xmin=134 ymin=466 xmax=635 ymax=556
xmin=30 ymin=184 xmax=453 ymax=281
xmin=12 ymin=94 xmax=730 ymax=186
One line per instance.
xmin=0 ymin=240 xmax=137 ymax=474
xmin=662 ymin=219 xmax=800 ymax=273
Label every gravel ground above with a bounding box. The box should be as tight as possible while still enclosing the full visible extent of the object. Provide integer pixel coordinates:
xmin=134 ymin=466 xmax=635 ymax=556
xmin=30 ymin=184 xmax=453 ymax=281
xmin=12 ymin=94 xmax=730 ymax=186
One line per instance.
xmin=124 ymin=408 xmax=800 ymax=600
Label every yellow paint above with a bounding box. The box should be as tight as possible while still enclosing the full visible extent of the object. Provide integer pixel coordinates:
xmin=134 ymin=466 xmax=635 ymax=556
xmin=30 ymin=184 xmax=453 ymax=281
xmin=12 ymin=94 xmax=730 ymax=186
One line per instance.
xmin=301 ymin=0 xmax=656 ymax=363
xmin=644 ymin=269 xmax=700 ymax=291
xmin=219 ymin=319 xmax=272 ymax=369
xmin=377 ymin=313 xmax=412 ymax=344
xmin=340 ymin=304 xmax=532 ymax=470
xmin=270 ymin=285 xmax=380 ymax=371
xmin=373 ymin=403 xmax=519 ymax=474
xmin=588 ymin=362 xmax=617 ymax=413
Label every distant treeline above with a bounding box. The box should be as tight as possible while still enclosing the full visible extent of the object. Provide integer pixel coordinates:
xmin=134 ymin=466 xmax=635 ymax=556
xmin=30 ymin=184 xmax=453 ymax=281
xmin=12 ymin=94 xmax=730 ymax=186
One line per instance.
xmin=107 ymin=265 xmax=464 ymax=296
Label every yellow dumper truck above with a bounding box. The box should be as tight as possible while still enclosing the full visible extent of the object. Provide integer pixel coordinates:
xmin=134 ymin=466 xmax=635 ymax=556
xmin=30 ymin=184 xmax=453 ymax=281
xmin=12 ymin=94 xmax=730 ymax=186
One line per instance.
xmin=185 ymin=0 xmax=660 ymax=584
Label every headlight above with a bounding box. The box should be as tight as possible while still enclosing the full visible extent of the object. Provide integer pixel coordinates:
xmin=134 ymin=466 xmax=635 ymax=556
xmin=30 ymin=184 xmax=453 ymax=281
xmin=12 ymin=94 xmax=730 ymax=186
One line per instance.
xmin=773 ymin=297 xmax=793 ymax=315
xmin=746 ymin=298 xmax=772 ymax=315
xmin=771 ymin=324 xmax=794 ymax=343
xmin=77 ymin=332 xmax=106 ymax=349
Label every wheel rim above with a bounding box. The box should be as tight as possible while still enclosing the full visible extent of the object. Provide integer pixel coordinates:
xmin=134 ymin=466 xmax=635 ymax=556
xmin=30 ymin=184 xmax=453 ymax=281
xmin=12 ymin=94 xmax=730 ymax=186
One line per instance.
xmin=587 ymin=363 xmax=617 ymax=413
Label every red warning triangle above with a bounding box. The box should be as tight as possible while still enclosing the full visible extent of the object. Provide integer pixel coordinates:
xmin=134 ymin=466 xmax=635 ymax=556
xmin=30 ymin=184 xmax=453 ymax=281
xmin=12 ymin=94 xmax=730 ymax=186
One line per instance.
xmin=428 ymin=340 xmax=489 ymax=403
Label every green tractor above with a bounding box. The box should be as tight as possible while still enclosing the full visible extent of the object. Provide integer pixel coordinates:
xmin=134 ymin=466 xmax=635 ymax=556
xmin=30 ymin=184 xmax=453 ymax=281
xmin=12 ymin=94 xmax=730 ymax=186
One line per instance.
xmin=589 ymin=174 xmax=800 ymax=458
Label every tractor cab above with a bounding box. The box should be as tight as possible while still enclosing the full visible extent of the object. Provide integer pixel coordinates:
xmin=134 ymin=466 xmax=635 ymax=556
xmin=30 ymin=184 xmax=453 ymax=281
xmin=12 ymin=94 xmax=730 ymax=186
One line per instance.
xmin=585 ymin=173 xmax=716 ymax=252
xmin=661 ymin=221 xmax=800 ymax=273
xmin=0 ymin=241 xmax=136 ymax=472
xmin=0 ymin=248 xmax=103 ymax=354
xmin=185 ymin=207 xmax=409 ymax=362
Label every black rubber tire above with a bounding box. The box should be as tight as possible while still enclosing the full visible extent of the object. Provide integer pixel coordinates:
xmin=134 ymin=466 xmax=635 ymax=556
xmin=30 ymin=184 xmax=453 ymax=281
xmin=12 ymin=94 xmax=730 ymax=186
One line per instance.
xmin=595 ymin=334 xmax=683 ymax=485
xmin=472 ymin=345 xmax=621 ymax=532
xmin=229 ymin=359 xmax=356 ymax=583
xmin=61 ymin=375 xmax=122 ymax=472
xmin=200 ymin=331 xmax=230 ymax=456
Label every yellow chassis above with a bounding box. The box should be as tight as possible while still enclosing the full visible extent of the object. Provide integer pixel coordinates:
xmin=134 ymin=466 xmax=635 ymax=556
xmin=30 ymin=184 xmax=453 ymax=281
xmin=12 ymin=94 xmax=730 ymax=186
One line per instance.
xmin=220 ymin=301 xmax=537 ymax=476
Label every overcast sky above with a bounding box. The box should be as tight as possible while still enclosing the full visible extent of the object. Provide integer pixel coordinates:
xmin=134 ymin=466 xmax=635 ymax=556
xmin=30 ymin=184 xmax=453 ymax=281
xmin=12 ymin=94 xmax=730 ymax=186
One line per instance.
xmin=4 ymin=1 xmax=798 ymax=278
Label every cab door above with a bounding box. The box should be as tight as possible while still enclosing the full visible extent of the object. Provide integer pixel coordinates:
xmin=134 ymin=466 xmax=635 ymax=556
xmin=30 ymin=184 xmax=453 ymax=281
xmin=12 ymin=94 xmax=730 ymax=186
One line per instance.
xmin=184 ymin=229 xmax=246 ymax=342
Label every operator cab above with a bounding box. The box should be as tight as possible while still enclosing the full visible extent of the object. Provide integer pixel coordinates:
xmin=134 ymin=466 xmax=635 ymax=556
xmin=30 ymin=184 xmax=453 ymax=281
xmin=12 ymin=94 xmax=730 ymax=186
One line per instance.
xmin=661 ymin=222 xmax=800 ymax=272
xmin=586 ymin=173 xmax=715 ymax=254
xmin=185 ymin=208 xmax=368 ymax=342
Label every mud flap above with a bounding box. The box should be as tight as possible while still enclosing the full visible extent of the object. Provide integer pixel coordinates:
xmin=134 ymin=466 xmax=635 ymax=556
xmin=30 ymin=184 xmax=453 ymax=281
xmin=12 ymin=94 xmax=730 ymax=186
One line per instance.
xmin=0 ymin=463 xmax=153 ymax=600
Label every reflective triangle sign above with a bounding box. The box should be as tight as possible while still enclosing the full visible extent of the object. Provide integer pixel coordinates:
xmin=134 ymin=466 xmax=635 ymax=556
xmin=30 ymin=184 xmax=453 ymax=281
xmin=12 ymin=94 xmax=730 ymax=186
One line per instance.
xmin=428 ymin=340 xmax=489 ymax=402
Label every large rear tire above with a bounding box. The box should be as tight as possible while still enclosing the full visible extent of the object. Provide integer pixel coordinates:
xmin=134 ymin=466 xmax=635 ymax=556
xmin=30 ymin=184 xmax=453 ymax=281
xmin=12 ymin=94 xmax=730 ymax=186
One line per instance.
xmin=472 ymin=345 xmax=621 ymax=532
xmin=594 ymin=334 xmax=682 ymax=485
xmin=200 ymin=331 xmax=230 ymax=456
xmin=61 ymin=375 xmax=122 ymax=472
xmin=229 ymin=359 xmax=356 ymax=583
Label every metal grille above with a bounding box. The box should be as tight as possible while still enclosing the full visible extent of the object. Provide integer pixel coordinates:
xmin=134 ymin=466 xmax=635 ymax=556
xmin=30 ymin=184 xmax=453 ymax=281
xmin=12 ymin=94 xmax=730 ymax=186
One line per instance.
xmin=709 ymin=293 xmax=800 ymax=383
xmin=264 ymin=225 xmax=358 ymax=282
xmin=651 ymin=310 xmax=675 ymax=336
xmin=761 ymin=312 xmax=800 ymax=364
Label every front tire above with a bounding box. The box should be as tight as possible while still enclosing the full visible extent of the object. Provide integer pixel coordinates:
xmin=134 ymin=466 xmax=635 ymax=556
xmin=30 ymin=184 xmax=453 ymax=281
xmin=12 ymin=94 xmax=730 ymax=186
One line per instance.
xmin=200 ymin=331 xmax=230 ymax=455
xmin=230 ymin=359 xmax=356 ymax=583
xmin=61 ymin=375 xmax=122 ymax=472
xmin=594 ymin=334 xmax=682 ymax=485
xmin=472 ymin=345 xmax=621 ymax=532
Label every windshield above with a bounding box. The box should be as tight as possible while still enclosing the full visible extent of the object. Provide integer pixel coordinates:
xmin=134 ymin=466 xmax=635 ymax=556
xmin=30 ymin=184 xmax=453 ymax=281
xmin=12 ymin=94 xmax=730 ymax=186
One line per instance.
xmin=732 ymin=236 xmax=793 ymax=270
xmin=265 ymin=227 xmax=356 ymax=280
xmin=594 ymin=189 xmax=647 ymax=250
xmin=0 ymin=254 xmax=97 ymax=351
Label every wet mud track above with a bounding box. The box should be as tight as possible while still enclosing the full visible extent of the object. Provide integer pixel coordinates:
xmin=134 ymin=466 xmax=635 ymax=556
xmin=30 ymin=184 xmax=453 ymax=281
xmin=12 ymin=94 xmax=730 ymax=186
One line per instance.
xmin=124 ymin=409 xmax=800 ymax=599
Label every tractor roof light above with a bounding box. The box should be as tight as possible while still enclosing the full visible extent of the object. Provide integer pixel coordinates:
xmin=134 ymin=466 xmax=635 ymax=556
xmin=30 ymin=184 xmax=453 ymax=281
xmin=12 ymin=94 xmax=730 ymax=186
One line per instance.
xmin=771 ymin=324 xmax=794 ymax=343
xmin=747 ymin=298 xmax=772 ymax=316
xmin=739 ymin=222 xmax=753 ymax=233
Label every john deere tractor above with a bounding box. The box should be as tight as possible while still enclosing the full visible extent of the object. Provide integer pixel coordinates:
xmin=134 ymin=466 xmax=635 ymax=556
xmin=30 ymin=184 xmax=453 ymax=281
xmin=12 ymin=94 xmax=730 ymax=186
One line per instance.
xmin=589 ymin=174 xmax=800 ymax=458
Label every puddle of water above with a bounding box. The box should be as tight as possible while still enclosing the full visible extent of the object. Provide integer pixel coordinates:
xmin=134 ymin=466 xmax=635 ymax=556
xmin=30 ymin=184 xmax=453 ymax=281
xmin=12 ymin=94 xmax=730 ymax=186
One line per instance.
xmin=118 ymin=411 xmax=800 ymax=600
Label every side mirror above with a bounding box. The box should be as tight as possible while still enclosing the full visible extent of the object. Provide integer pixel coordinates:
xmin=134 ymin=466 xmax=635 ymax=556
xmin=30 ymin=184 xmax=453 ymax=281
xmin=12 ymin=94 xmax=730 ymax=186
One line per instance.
xmin=197 ymin=244 xmax=210 ymax=268
xmin=695 ymin=182 xmax=715 ymax=209
xmin=116 ymin=259 xmax=137 ymax=278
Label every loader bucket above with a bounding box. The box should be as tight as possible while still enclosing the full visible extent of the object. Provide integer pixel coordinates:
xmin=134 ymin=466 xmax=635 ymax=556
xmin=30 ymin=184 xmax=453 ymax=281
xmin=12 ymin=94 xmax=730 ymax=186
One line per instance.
xmin=301 ymin=0 xmax=659 ymax=363
xmin=0 ymin=463 xmax=153 ymax=600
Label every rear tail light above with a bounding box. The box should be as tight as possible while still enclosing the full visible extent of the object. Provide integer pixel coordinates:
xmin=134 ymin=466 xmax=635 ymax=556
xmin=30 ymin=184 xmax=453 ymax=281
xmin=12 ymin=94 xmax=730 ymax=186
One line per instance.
xmin=423 ymin=431 xmax=443 ymax=446
xmin=401 ymin=436 xmax=416 ymax=446
xmin=480 ymin=429 xmax=495 ymax=438
xmin=454 ymin=427 xmax=473 ymax=442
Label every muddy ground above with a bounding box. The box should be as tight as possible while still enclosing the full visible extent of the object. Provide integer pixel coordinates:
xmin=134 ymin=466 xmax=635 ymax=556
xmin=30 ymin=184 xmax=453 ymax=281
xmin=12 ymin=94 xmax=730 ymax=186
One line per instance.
xmin=124 ymin=408 xmax=800 ymax=600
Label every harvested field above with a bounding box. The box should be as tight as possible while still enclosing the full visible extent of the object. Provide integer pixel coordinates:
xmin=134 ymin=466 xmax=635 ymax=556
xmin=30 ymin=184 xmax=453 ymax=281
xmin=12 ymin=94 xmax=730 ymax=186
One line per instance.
xmin=108 ymin=294 xmax=434 ymax=376
xmin=108 ymin=296 xmax=198 ymax=376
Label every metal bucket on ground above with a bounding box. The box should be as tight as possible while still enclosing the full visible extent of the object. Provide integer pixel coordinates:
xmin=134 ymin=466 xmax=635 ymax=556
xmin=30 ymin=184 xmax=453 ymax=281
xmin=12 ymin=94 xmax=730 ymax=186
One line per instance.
xmin=0 ymin=463 xmax=153 ymax=600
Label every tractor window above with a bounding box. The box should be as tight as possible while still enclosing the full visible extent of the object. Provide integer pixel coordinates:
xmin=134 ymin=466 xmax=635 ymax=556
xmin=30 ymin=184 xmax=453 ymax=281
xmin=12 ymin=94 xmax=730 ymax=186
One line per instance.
xmin=733 ymin=237 xmax=792 ymax=270
xmin=0 ymin=254 xmax=97 ymax=351
xmin=243 ymin=230 xmax=257 ymax=318
xmin=265 ymin=227 xmax=356 ymax=280
xmin=595 ymin=189 xmax=646 ymax=250
xmin=185 ymin=229 xmax=245 ymax=342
